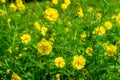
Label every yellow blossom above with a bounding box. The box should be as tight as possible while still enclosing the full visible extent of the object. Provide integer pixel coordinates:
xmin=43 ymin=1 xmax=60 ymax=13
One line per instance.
xmin=61 ymin=3 xmax=68 ymax=10
xmin=52 ymin=0 xmax=58 ymax=4
xmin=6 ymin=69 xmax=11 ymax=74
xmin=7 ymin=18 xmax=11 ymax=23
xmin=16 ymin=0 xmax=25 ymax=11
xmin=0 ymin=10 xmax=6 ymax=16
xmin=41 ymin=26 xmax=48 ymax=36
xmin=78 ymin=7 xmax=84 ymax=18
xmin=111 ymin=15 xmax=117 ymax=20
xmin=9 ymin=3 xmax=17 ymax=11
xmin=44 ymin=8 xmax=59 ymax=22
xmin=64 ymin=27 xmax=69 ymax=32
xmin=64 ymin=0 xmax=71 ymax=5
xmin=34 ymin=22 xmax=41 ymax=31
xmin=104 ymin=21 xmax=112 ymax=29
xmin=93 ymin=26 xmax=106 ymax=36
xmin=86 ymin=47 xmax=93 ymax=56
xmin=54 ymin=57 xmax=65 ymax=68
xmin=21 ymin=33 xmax=31 ymax=44
xmin=96 ymin=12 xmax=102 ymax=18
xmin=18 ymin=54 xmax=22 ymax=57
xmin=105 ymin=44 xmax=117 ymax=56
xmin=38 ymin=39 xmax=52 ymax=55
xmin=87 ymin=7 xmax=93 ymax=13
xmin=1 ymin=0 xmax=6 ymax=3
xmin=80 ymin=33 xmax=87 ymax=40
xmin=23 ymin=47 xmax=28 ymax=51
xmin=72 ymin=55 xmax=86 ymax=70
xmin=55 ymin=73 xmax=60 ymax=80
xmin=11 ymin=73 xmax=21 ymax=80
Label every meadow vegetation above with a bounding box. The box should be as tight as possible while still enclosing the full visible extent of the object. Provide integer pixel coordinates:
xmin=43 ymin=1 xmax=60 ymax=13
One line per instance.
xmin=0 ymin=0 xmax=120 ymax=80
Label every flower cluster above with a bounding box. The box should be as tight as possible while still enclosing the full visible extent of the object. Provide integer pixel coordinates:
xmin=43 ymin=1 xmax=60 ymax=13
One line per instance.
xmin=72 ymin=55 xmax=86 ymax=70
xmin=44 ymin=7 xmax=59 ymax=22
xmin=9 ymin=0 xmax=25 ymax=11
xmin=38 ymin=39 xmax=52 ymax=55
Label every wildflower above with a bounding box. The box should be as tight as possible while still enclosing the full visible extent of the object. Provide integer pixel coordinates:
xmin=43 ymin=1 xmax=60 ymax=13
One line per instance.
xmin=9 ymin=3 xmax=17 ymax=11
xmin=61 ymin=3 xmax=68 ymax=10
xmin=19 ymin=54 xmax=22 ymax=57
xmin=86 ymin=47 xmax=93 ymax=56
xmin=44 ymin=8 xmax=59 ymax=22
xmin=21 ymin=33 xmax=31 ymax=44
xmin=41 ymin=26 xmax=48 ymax=36
xmin=54 ymin=57 xmax=65 ymax=68
xmin=6 ymin=69 xmax=11 ymax=74
xmin=111 ymin=15 xmax=117 ymax=20
xmin=1 ymin=0 xmax=6 ymax=3
xmin=72 ymin=55 xmax=86 ymax=70
xmin=0 ymin=10 xmax=6 ymax=16
xmin=64 ymin=0 xmax=71 ymax=5
xmin=38 ymin=39 xmax=52 ymax=55
xmin=105 ymin=44 xmax=117 ymax=56
xmin=11 ymin=73 xmax=21 ymax=80
xmin=80 ymin=33 xmax=87 ymax=40
xmin=23 ymin=47 xmax=27 ymax=51
xmin=104 ymin=21 xmax=112 ymax=29
xmin=64 ymin=27 xmax=69 ymax=32
xmin=52 ymin=0 xmax=58 ymax=4
xmin=55 ymin=73 xmax=60 ymax=80
xmin=7 ymin=18 xmax=11 ymax=23
xmin=78 ymin=7 xmax=84 ymax=18
xmin=87 ymin=7 xmax=93 ymax=13
xmin=34 ymin=22 xmax=41 ymax=31
xmin=93 ymin=26 xmax=106 ymax=36
xmin=96 ymin=12 xmax=102 ymax=18
xmin=16 ymin=0 xmax=25 ymax=11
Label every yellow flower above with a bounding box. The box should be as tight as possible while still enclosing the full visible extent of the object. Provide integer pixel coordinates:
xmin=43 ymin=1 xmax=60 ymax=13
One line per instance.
xmin=55 ymin=73 xmax=60 ymax=80
xmin=54 ymin=57 xmax=65 ymax=68
xmin=0 ymin=10 xmax=6 ymax=16
xmin=104 ymin=21 xmax=112 ymax=29
xmin=21 ymin=33 xmax=31 ymax=44
xmin=93 ymin=26 xmax=106 ymax=36
xmin=16 ymin=0 xmax=25 ymax=11
xmin=64 ymin=27 xmax=69 ymax=32
xmin=11 ymin=73 xmax=21 ymax=80
xmin=52 ymin=0 xmax=58 ymax=4
xmin=38 ymin=39 xmax=52 ymax=55
xmin=86 ymin=47 xmax=93 ymax=56
xmin=87 ymin=7 xmax=93 ymax=13
xmin=105 ymin=44 xmax=117 ymax=56
xmin=78 ymin=7 xmax=84 ymax=18
xmin=44 ymin=8 xmax=59 ymax=22
xmin=9 ymin=3 xmax=17 ymax=11
xmin=80 ymin=33 xmax=87 ymax=40
xmin=34 ymin=22 xmax=41 ymax=31
xmin=41 ymin=26 xmax=48 ymax=36
xmin=96 ymin=12 xmax=102 ymax=18
xmin=72 ymin=55 xmax=86 ymax=70
xmin=7 ymin=18 xmax=11 ymax=23
xmin=61 ymin=3 xmax=68 ymax=10
xmin=23 ymin=47 xmax=28 ymax=51
xmin=6 ymin=69 xmax=11 ymax=74
xmin=64 ymin=0 xmax=71 ymax=5
xmin=1 ymin=0 xmax=6 ymax=3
